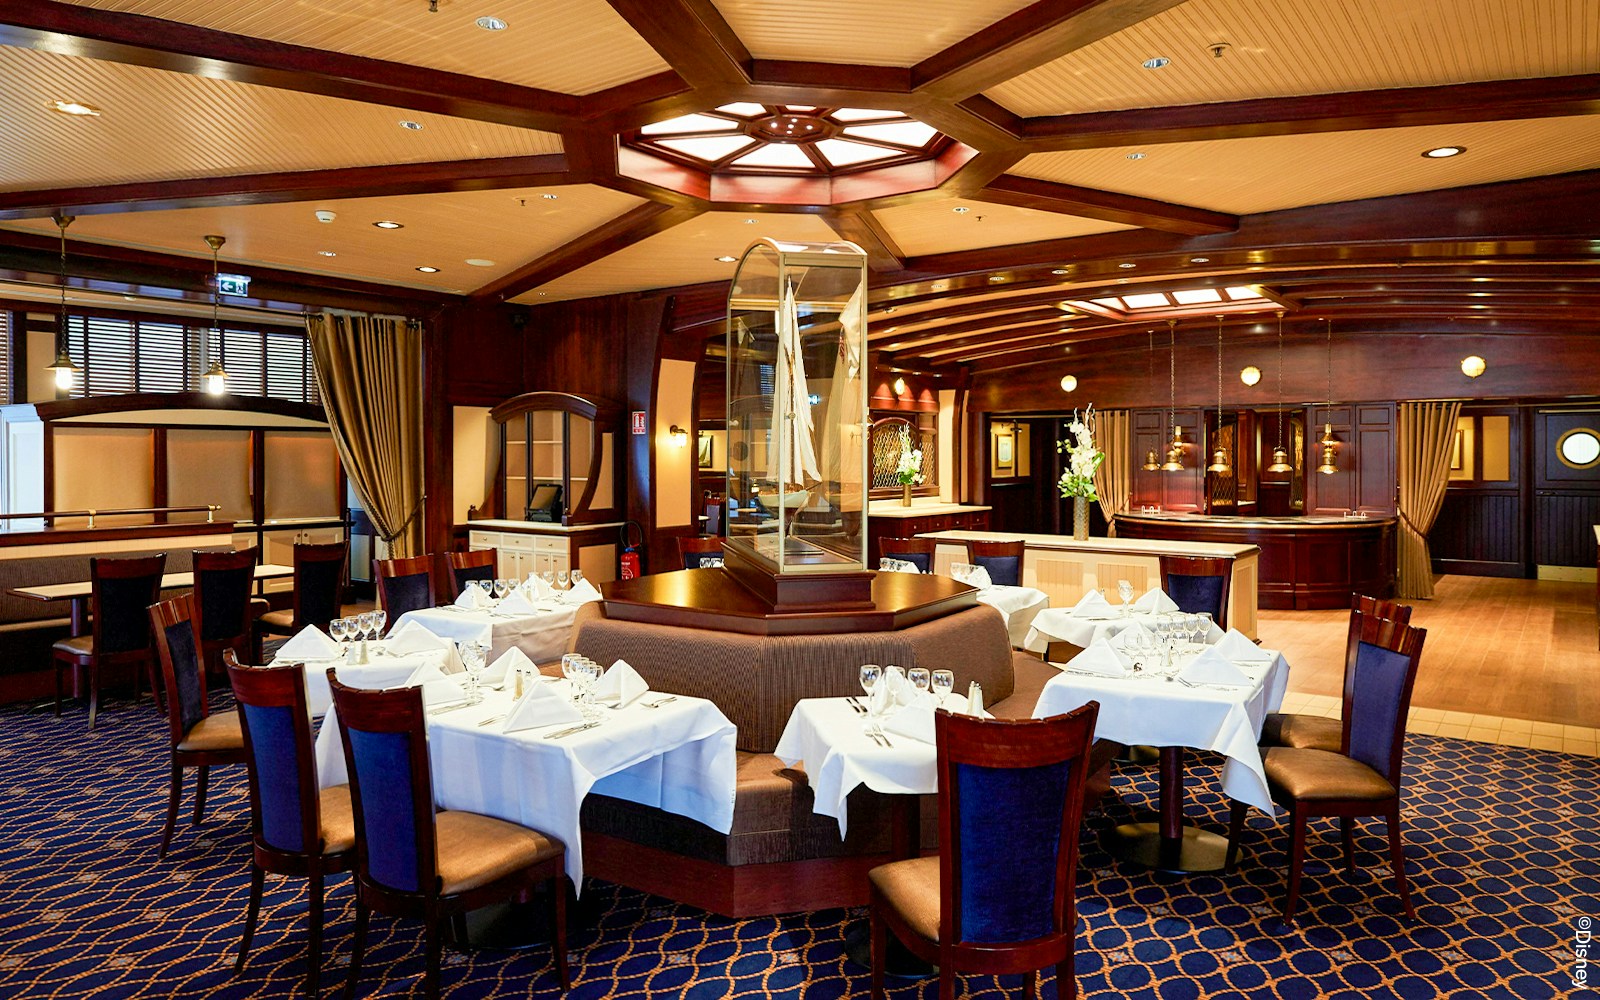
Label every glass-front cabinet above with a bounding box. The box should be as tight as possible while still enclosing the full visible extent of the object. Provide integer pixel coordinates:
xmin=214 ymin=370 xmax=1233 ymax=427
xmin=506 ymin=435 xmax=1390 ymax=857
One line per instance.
xmin=488 ymin=392 xmax=622 ymax=527
xmin=725 ymin=239 xmax=869 ymax=577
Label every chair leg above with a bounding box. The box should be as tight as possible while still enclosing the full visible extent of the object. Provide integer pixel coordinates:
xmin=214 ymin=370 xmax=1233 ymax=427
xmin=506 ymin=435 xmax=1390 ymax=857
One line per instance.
xmin=1056 ymin=958 xmax=1076 ymax=1000
xmin=869 ymin=904 xmax=886 ymax=1000
xmin=1225 ymin=800 xmax=1248 ymax=872
xmin=1340 ymin=817 xmax=1357 ymax=873
xmin=938 ymin=963 xmax=956 ymax=1000
xmin=344 ymin=898 xmax=368 ymax=1000
xmin=145 ymin=655 xmax=166 ymax=716
xmin=423 ymin=916 xmax=442 ymax=1000
xmin=236 ymin=863 xmax=265 ymax=973
xmin=193 ymin=766 xmax=210 ymax=826
xmin=1386 ymin=805 xmax=1416 ymax=919
xmin=158 ymin=762 xmax=183 ymax=857
xmin=1024 ymin=970 xmax=1038 ymax=999
xmin=87 ymin=659 xmax=101 ymax=732
xmin=1283 ymin=808 xmax=1309 ymax=923
xmin=306 ymin=870 xmax=324 ymax=998
xmin=551 ymin=877 xmax=571 ymax=989
xmin=53 ymin=656 xmax=64 ymax=717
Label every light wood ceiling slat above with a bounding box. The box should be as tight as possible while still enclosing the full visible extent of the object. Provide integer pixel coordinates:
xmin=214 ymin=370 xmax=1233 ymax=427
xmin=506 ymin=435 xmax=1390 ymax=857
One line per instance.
xmin=870 ymin=198 xmax=1132 ymax=256
xmin=709 ymin=0 xmax=1039 ymax=68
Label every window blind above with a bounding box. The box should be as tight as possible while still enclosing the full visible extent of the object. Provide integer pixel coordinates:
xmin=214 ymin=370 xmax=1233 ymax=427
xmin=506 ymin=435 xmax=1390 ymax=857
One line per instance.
xmin=63 ymin=312 xmax=317 ymax=404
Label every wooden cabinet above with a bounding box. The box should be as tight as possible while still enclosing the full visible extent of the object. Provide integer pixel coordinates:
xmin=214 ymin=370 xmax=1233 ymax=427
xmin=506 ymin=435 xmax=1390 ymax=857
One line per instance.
xmin=484 ymin=392 xmax=623 ymax=527
xmin=466 ymin=521 xmax=622 ymax=586
xmin=867 ymin=507 xmax=991 ymax=562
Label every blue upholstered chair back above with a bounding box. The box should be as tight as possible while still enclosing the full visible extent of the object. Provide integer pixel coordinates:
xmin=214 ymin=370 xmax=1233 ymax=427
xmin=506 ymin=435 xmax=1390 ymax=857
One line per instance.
xmin=953 ymin=758 xmax=1073 ymax=941
xmin=295 ymin=556 xmax=344 ymax=630
xmin=241 ymin=701 xmax=310 ymax=853
xmin=451 ymin=563 xmax=495 ymax=595
xmin=163 ymin=618 xmax=207 ymax=733
xmin=881 ymin=548 xmax=931 ymax=573
xmin=345 ymin=726 xmax=425 ymax=893
xmin=197 ymin=562 xmax=253 ymax=642
xmin=94 ymin=562 xmax=164 ymax=654
xmin=1167 ymin=573 xmax=1226 ymax=621
xmin=1347 ymin=640 xmax=1413 ymax=779
xmin=380 ymin=572 xmax=433 ymax=622
xmin=972 ymin=554 xmax=1019 ymax=587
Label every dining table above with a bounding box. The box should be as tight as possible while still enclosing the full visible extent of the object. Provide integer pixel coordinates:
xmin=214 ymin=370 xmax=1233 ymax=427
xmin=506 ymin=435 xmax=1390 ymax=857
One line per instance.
xmin=1024 ymin=607 xmax=1223 ymax=658
xmin=394 ymin=594 xmax=595 ymax=664
xmin=284 ymin=642 xmax=460 ymax=717
xmin=972 ymin=584 xmax=1050 ymax=648
xmin=8 ymin=563 xmax=294 ymax=636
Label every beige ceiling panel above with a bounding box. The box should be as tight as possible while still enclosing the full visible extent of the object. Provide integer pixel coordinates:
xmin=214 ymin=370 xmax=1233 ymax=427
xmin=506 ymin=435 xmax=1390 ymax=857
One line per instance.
xmin=1011 ymin=115 xmax=1600 ymax=215
xmin=0 ymin=46 xmax=561 ymax=193
xmin=0 ymin=185 xmax=646 ymax=294
xmin=709 ymin=0 xmax=1039 ymax=67
xmin=63 ymin=0 xmax=668 ymax=94
xmin=871 ymin=199 xmax=1132 ymax=257
xmin=518 ymin=212 xmax=842 ymax=303
xmin=988 ymin=0 xmax=1600 ymax=116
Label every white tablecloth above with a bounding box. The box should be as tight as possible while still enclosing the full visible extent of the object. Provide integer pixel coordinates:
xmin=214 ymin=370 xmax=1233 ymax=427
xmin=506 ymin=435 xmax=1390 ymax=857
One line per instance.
xmin=974 ymin=585 xmax=1050 ymax=648
xmin=287 ymin=646 xmax=458 ymax=717
xmin=1024 ymin=609 xmax=1222 ymax=656
xmin=1031 ymin=648 xmax=1289 ymax=812
xmin=312 ymin=682 xmax=737 ymax=890
xmin=396 ymin=601 xmax=583 ymax=664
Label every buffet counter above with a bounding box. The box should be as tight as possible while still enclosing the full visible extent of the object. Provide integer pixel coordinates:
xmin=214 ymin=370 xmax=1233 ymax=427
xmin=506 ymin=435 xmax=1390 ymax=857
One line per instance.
xmin=1114 ymin=511 xmax=1395 ymax=610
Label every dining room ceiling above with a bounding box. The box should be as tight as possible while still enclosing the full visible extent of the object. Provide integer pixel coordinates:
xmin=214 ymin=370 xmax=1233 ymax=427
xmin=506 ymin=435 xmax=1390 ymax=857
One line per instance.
xmin=0 ymin=0 xmax=1595 ymax=372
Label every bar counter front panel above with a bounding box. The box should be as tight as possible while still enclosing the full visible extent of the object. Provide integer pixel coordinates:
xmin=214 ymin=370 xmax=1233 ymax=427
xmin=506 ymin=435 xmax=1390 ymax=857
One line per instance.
xmin=1114 ymin=512 xmax=1396 ymax=611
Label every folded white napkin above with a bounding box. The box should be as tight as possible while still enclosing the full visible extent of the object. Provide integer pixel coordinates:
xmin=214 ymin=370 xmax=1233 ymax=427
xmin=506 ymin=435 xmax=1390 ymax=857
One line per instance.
xmin=484 ymin=646 xmax=532 ymax=686
xmin=1067 ymin=638 xmax=1132 ymax=678
xmin=454 ymin=586 xmax=492 ymax=610
xmin=964 ymin=566 xmax=993 ymax=589
xmin=882 ymin=703 xmax=935 ymax=743
xmin=1132 ymin=587 xmax=1180 ymax=613
xmin=495 ymin=589 xmax=539 ymax=617
xmin=1179 ymin=646 xmax=1252 ymax=686
xmin=524 ymin=574 xmax=555 ymax=601
xmin=1110 ymin=621 xmax=1155 ymax=651
xmin=385 ymin=621 xmax=450 ymax=657
xmin=565 ymin=578 xmax=602 ymax=604
xmin=405 ymin=661 xmax=467 ymax=707
xmin=593 ymin=658 xmax=650 ymax=707
xmin=1213 ymin=628 xmax=1271 ymax=661
xmin=1071 ymin=590 xmax=1115 ymax=618
xmin=502 ymin=680 xmax=582 ymax=734
xmin=277 ymin=625 xmax=341 ymax=660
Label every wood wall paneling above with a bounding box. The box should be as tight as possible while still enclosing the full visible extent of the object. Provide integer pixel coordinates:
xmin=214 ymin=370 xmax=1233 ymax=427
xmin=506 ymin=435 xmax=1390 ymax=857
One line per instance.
xmin=1532 ymin=408 xmax=1600 ymax=568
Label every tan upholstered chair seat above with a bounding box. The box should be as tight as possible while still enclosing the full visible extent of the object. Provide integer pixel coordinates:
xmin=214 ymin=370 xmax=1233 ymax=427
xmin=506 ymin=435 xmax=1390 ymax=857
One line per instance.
xmin=318 ymin=784 xmax=356 ymax=855
xmin=257 ymin=609 xmax=295 ymax=632
xmin=869 ymin=854 xmax=942 ymax=942
xmin=1263 ymin=747 xmax=1395 ymax=801
xmin=51 ymin=634 xmax=94 ymax=659
xmin=435 ymin=811 xmax=563 ymax=895
xmin=249 ymin=598 xmax=271 ymax=617
xmin=1261 ymin=712 xmax=1341 ymax=752
xmin=177 ymin=710 xmax=244 ymax=752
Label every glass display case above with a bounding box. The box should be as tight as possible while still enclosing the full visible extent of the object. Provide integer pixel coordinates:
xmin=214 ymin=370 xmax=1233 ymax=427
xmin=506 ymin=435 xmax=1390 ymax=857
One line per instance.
xmin=725 ymin=238 xmax=869 ymax=579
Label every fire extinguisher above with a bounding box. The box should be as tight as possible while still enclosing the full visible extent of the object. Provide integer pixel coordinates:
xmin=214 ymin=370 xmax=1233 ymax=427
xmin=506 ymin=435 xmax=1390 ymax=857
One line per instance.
xmin=619 ymin=520 xmax=645 ymax=580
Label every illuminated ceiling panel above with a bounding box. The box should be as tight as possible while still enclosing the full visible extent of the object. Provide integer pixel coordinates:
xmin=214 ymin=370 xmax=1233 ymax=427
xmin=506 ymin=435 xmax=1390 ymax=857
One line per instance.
xmin=623 ymin=105 xmax=950 ymax=177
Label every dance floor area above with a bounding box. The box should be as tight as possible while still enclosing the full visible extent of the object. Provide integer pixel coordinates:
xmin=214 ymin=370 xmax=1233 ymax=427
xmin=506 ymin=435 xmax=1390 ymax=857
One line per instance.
xmin=0 ymin=695 xmax=1592 ymax=999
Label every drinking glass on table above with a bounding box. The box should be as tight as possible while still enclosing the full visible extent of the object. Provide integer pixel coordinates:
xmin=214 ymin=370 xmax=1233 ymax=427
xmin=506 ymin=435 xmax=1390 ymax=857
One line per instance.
xmin=557 ymin=569 xmax=570 ymax=592
xmin=494 ymin=578 xmax=509 ymax=600
xmin=908 ymin=667 xmax=930 ymax=700
xmin=570 ymin=570 xmax=585 ymax=590
xmin=931 ymin=669 xmax=954 ymax=708
xmin=354 ymin=611 xmax=373 ymax=641
xmin=1118 ymin=579 xmax=1135 ymax=616
xmin=372 ymin=609 xmax=387 ymax=639
xmin=541 ymin=569 xmax=555 ymax=589
xmin=1196 ymin=612 xmax=1214 ymax=645
xmin=459 ymin=642 xmax=485 ymax=705
xmin=859 ymin=663 xmax=882 ymax=733
xmin=330 ymin=617 xmax=349 ymax=646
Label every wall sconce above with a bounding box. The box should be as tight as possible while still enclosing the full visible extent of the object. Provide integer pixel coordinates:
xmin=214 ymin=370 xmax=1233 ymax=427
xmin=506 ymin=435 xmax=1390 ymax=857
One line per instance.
xmin=892 ymin=377 xmax=907 ymax=396
xmin=1059 ymin=374 xmax=1077 ymax=392
xmin=1461 ymin=355 xmax=1486 ymax=378
xmin=668 ymin=425 xmax=688 ymax=448
xmin=1239 ymin=365 xmax=1261 ymax=386
xmin=1316 ymin=423 xmax=1339 ymax=475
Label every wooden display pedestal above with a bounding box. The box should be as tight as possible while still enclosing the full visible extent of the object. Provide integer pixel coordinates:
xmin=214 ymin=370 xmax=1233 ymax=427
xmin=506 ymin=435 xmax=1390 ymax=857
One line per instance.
xmin=720 ymin=538 xmax=875 ymax=612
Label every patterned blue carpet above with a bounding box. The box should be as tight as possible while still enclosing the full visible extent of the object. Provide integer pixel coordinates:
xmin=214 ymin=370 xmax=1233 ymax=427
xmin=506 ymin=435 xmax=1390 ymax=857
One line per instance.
xmin=0 ymin=693 xmax=1593 ymax=999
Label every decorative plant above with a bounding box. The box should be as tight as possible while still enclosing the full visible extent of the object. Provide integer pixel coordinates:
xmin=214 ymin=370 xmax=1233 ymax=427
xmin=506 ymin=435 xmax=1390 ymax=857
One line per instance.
xmin=1056 ymin=404 xmax=1104 ymax=500
xmin=896 ymin=427 xmax=925 ymax=486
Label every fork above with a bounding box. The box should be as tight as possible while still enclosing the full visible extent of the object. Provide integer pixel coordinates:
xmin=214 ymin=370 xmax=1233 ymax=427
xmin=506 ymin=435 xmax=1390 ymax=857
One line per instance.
xmin=476 ymin=714 xmax=506 ymax=727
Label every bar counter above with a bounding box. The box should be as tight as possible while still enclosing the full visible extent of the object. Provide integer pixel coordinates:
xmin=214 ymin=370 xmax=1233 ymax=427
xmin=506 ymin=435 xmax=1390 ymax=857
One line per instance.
xmin=1114 ymin=511 xmax=1396 ymax=610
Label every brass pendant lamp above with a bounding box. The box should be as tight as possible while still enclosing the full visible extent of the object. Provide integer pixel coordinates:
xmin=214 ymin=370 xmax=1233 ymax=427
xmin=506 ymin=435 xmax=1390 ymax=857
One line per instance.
xmin=1316 ymin=316 xmax=1339 ymax=475
xmin=1206 ymin=314 xmax=1231 ymax=474
xmin=1142 ymin=329 xmax=1160 ymax=470
xmin=201 ymin=235 xmax=229 ymax=394
xmin=1265 ymin=309 xmax=1293 ymax=473
xmin=1161 ymin=319 xmax=1185 ymax=471
xmin=43 ymin=214 xmax=80 ymax=392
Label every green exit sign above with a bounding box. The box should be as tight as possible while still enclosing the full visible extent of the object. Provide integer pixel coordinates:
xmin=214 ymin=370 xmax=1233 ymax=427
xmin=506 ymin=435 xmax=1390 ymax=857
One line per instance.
xmin=216 ymin=273 xmax=250 ymax=296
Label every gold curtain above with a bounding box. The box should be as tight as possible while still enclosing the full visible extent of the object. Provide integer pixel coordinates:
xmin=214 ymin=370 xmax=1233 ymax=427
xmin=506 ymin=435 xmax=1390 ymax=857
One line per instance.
xmin=1396 ymin=400 xmax=1462 ymax=599
xmin=1093 ymin=409 xmax=1132 ymax=537
xmin=306 ymin=312 xmax=425 ymax=558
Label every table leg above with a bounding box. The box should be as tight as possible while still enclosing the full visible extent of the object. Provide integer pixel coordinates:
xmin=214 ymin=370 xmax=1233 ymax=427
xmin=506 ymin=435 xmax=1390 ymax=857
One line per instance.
xmin=1104 ymin=746 xmax=1236 ymax=874
xmin=70 ymin=596 xmax=89 ymax=637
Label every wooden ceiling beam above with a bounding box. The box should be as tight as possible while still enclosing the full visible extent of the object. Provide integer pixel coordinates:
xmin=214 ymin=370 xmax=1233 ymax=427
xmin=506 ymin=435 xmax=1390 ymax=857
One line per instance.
xmin=603 ymin=0 xmax=752 ymax=87
xmin=913 ymin=0 xmax=1192 ymax=99
xmin=822 ymin=209 xmax=907 ymax=272
xmin=0 ymin=0 xmax=581 ymax=131
xmin=469 ymin=202 xmax=703 ymax=303
xmin=1021 ymin=73 xmax=1600 ymax=151
xmin=0 ymin=155 xmax=577 ymax=221
xmin=973 ymin=174 xmax=1238 ymax=235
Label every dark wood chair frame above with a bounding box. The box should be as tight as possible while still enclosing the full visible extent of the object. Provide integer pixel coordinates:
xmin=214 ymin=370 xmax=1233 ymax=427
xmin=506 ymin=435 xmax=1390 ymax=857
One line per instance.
xmin=877 ymin=536 xmax=936 ymax=567
xmin=226 ymin=651 xmax=353 ymax=997
xmin=151 ymin=594 xmax=247 ymax=857
xmin=53 ymin=552 xmax=167 ymax=731
xmin=1228 ymin=613 xmax=1428 ymax=922
xmin=870 ymin=704 xmax=1100 ymax=1000
xmin=677 ymin=534 xmax=725 ymax=570
xmin=1157 ymin=554 xmax=1232 ymax=630
xmin=962 ymin=539 xmax=1025 ymax=568
xmin=444 ymin=549 xmax=497 ymax=597
xmin=254 ymin=541 xmax=349 ymax=658
xmin=1354 ymin=593 xmax=1413 ymax=624
xmin=192 ymin=546 xmax=260 ymax=677
xmin=327 ymin=672 xmax=570 ymax=999
xmin=375 ymin=554 xmax=437 ymax=615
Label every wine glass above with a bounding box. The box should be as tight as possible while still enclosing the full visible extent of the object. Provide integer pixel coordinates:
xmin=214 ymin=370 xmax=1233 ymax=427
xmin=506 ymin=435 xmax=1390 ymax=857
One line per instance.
xmin=908 ymin=667 xmax=930 ymax=701
xmin=494 ymin=578 xmax=510 ymax=600
xmin=557 ymin=569 xmax=570 ymax=592
xmin=1196 ymin=612 xmax=1214 ymax=645
xmin=1184 ymin=613 xmax=1202 ymax=651
xmin=541 ymin=569 xmax=555 ymax=589
xmin=372 ymin=609 xmax=387 ymax=639
xmin=859 ymin=663 xmax=882 ymax=731
xmin=356 ymin=611 xmax=375 ymax=641
xmin=329 ymin=617 xmax=348 ymax=646
xmin=931 ymin=669 xmax=954 ymax=708
xmin=459 ymin=642 xmax=485 ymax=705
xmin=570 ymin=570 xmax=585 ymax=591
xmin=1118 ymin=579 xmax=1134 ymax=616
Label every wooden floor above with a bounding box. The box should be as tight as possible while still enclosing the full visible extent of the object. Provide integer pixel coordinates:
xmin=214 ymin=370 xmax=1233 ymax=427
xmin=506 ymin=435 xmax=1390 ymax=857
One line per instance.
xmin=1259 ymin=574 xmax=1600 ymax=731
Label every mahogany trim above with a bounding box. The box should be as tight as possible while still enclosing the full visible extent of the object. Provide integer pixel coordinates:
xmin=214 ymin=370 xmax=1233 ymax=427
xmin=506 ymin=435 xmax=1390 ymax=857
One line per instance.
xmin=974 ymin=174 xmax=1238 ymax=236
xmin=34 ymin=391 xmax=325 ymax=423
xmin=470 ymin=203 xmax=703 ymax=303
xmin=0 ymin=520 xmax=235 ymax=551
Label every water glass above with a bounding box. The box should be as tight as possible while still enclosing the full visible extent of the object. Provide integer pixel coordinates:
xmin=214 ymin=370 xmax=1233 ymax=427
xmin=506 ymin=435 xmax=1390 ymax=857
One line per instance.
xmin=859 ymin=663 xmax=882 ymax=719
xmin=460 ymin=642 xmax=485 ymax=704
xmin=330 ymin=618 xmax=348 ymax=645
xmin=541 ymin=569 xmax=555 ymax=588
xmin=931 ymin=669 xmax=954 ymax=707
xmin=1118 ymin=579 xmax=1134 ymax=615
xmin=557 ymin=569 xmax=570 ymax=591
xmin=373 ymin=609 xmax=387 ymax=638
xmin=570 ymin=570 xmax=585 ymax=590
xmin=358 ymin=611 xmax=376 ymax=641
xmin=1196 ymin=612 xmax=1214 ymax=644
xmin=494 ymin=578 xmax=510 ymax=600
xmin=908 ymin=667 xmax=930 ymax=697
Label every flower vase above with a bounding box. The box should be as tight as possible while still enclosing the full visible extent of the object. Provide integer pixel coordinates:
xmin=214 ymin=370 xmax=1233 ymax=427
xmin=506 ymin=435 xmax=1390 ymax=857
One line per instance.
xmin=1073 ymin=496 xmax=1089 ymax=540
xmin=901 ymin=484 xmax=913 ymax=507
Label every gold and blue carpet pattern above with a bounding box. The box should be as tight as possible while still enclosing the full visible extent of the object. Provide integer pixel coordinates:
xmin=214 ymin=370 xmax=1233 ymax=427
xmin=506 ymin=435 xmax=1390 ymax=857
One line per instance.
xmin=0 ymin=694 xmax=1593 ymax=999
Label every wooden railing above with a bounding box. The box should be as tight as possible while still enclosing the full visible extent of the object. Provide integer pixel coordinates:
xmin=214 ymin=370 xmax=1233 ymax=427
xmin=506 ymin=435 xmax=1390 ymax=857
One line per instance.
xmin=0 ymin=505 xmax=220 ymax=528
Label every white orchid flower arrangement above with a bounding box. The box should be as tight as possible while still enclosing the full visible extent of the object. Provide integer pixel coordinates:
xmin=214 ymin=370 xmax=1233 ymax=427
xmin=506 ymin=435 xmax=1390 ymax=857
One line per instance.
xmin=1056 ymin=404 xmax=1104 ymax=500
xmin=895 ymin=426 xmax=926 ymax=486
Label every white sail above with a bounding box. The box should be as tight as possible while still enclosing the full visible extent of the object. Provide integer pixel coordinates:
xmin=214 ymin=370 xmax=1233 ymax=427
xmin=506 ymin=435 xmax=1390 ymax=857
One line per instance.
xmin=781 ymin=281 xmax=822 ymax=484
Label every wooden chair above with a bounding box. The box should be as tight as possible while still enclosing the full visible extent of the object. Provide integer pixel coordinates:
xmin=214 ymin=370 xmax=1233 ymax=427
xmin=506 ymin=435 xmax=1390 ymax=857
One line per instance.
xmin=678 ymin=535 xmax=725 ymax=570
xmin=869 ymin=704 xmax=1100 ymax=1000
xmin=226 ymin=651 xmax=354 ymax=997
xmin=192 ymin=547 xmax=260 ymax=678
xmin=327 ymin=673 xmax=570 ymax=999
xmin=877 ymin=536 xmax=935 ymax=573
xmin=444 ymin=549 xmax=497 ymax=598
xmin=1262 ymin=595 xmax=1413 ymax=752
xmin=53 ymin=552 xmax=167 ymax=731
xmin=150 ymin=594 xmax=246 ymax=857
xmin=1158 ymin=554 xmax=1231 ymax=629
xmin=376 ymin=555 xmax=436 ymax=622
xmin=964 ymin=539 xmax=1025 ymax=587
xmin=1227 ymin=613 xmax=1428 ymax=922
xmin=255 ymin=542 xmax=348 ymax=658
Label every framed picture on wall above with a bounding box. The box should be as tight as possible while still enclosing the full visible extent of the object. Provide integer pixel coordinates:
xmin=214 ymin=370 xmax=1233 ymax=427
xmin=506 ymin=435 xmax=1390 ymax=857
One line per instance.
xmin=697 ymin=432 xmax=715 ymax=469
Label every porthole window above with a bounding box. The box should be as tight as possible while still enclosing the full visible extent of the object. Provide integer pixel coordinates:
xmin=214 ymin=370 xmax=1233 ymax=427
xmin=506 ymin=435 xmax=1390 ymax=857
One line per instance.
xmin=1556 ymin=428 xmax=1600 ymax=469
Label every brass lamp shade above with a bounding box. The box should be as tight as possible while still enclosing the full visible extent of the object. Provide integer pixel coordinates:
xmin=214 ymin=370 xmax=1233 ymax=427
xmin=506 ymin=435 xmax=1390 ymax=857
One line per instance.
xmin=1316 ymin=423 xmax=1339 ymax=474
xmin=1266 ymin=446 xmax=1293 ymax=474
xmin=201 ymin=360 xmax=229 ymax=395
xmin=1161 ymin=426 xmax=1185 ymax=471
xmin=45 ymin=347 xmax=79 ymax=390
xmin=1142 ymin=449 xmax=1161 ymax=471
xmin=1207 ymin=447 xmax=1231 ymax=474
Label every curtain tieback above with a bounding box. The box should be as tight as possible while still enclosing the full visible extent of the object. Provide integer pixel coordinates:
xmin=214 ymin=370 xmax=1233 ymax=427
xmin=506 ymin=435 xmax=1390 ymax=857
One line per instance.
xmin=1397 ymin=510 xmax=1427 ymax=537
xmin=377 ymin=494 xmax=427 ymax=543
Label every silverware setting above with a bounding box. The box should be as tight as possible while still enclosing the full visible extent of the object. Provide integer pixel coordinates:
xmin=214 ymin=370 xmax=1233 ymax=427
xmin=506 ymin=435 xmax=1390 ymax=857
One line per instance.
xmin=476 ymin=714 xmax=506 ymax=727
xmin=642 ymin=696 xmax=677 ymax=708
xmin=427 ymin=701 xmax=473 ymax=715
xmin=545 ymin=721 xmax=600 ymax=739
xmin=846 ymin=696 xmax=867 ymax=715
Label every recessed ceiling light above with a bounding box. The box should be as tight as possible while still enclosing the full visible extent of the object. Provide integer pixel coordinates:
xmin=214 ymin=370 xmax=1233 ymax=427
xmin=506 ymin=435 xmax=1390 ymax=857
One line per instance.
xmin=714 ymin=256 xmax=737 ymax=263
xmin=465 ymin=258 xmax=496 ymax=267
xmin=1142 ymin=57 xmax=1171 ymax=69
xmin=1190 ymin=257 xmax=1210 ymax=263
xmin=398 ymin=120 xmax=423 ymax=131
xmin=1052 ymin=268 xmax=1069 ymax=275
xmin=1469 ymin=292 xmax=1491 ymax=297
xmin=475 ymin=15 xmax=508 ymax=30
xmin=884 ymin=307 xmax=896 ymax=313
xmin=1422 ymin=145 xmax=1466 ymax=158
xmin=744 ymin=218 xmax=757 ymax=224
xmin=1119 ymin=262 xmax=1136 ymax=269
xmin=415 ymin=266 xmax=440 ymax=273
xmin=988 ymin=275 xmax=1006 ymax=282
xmin=1126 ymin=152 xmax=1147 ymax=160
xmin=953 ymin=206 xmax=970 ymax=214
xmin=317 ymin=250 xmax=337 ymax=257
xmin=50 ymin=100 xmax=102 ymax=116
xmin=540 ymin=193 xmax=558 ymax=200
xmin=373 ymin=220 xmax=404 ymax=229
